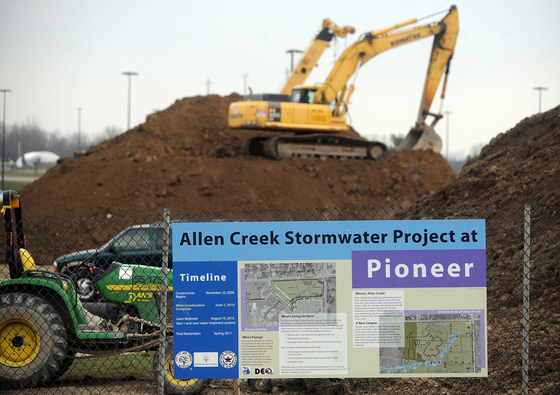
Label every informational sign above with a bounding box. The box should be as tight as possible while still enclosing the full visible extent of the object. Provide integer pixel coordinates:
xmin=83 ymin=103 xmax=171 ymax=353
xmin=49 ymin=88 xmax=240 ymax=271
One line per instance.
xmin=172 ymin=219 xmax=487 ymax=379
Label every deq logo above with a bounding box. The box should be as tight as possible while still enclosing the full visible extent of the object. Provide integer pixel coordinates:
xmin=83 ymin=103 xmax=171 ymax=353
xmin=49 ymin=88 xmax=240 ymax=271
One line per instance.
xmin=254 ymin=367 xmax=273 ymax=375
xmin=242 ymin=366 xmax=251 ymax=375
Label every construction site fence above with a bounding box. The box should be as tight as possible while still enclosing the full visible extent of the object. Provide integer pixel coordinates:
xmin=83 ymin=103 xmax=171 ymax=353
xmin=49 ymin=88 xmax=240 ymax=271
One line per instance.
xmin=0 ymin=205 xmax=558 ymax=394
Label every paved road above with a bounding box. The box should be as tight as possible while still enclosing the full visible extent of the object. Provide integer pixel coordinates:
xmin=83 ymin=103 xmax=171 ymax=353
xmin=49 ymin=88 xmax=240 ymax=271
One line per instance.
xmin=3 ymin=175 xmax=39 ymax=182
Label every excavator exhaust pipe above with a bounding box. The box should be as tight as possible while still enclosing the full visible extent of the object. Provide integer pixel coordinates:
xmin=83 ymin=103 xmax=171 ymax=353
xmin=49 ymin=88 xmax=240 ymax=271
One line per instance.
xmin=397 ymin=124 xmax=443 ymax=153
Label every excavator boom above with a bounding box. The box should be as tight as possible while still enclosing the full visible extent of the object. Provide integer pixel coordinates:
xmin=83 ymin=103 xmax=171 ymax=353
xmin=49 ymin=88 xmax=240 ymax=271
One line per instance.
xmin=279 ymin=19 xmax=355 ymax=95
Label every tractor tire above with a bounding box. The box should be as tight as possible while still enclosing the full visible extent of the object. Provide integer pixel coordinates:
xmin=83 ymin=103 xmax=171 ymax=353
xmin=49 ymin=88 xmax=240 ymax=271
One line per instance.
xmin=154 ymin=339 xmax=209 ymax=395
xmin=0 ymin=292 xmax=69 ymax=389
xmin=50 ymin=350 xmax=75 ymax=382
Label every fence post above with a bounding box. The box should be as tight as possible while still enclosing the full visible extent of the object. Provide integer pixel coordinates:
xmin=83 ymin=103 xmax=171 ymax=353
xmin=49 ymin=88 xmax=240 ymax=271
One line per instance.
xmin=158 ymin=208 xmax=171 ymax=395
xmin=522 ymin=204 xmax=531 ymax=395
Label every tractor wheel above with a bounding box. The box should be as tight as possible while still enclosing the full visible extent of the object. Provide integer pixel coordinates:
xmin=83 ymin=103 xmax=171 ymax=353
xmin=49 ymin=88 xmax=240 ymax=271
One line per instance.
xmin=0 ymin=292 xmax=69 ymax=389
xmin=154 ymin=339 xmax=209 ymax=394
xmin=50 ymin=350 xmax=75 ymax=382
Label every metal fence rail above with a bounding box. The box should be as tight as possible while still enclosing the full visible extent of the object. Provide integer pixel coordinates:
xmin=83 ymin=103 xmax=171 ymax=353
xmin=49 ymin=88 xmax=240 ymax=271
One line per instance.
xmin=0 ymin=205 xmax=557 ymax=394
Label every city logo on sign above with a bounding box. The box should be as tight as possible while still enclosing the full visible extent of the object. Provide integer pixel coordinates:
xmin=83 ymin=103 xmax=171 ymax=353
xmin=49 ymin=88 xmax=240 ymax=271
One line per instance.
xmin=220 ymin=351 xmax=237 ymax=369
xmin=175 ymin=351 xmax=193 ymax=369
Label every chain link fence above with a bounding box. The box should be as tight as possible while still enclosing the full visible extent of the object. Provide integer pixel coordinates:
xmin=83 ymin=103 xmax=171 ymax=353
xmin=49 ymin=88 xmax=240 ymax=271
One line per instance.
xmin=0 ymin=205 xmax=558 ymax=394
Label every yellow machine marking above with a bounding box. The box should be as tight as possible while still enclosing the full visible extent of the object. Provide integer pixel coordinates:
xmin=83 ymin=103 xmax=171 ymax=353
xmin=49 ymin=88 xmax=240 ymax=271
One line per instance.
xmin=106 ymin=284 xmax=173 ymax=291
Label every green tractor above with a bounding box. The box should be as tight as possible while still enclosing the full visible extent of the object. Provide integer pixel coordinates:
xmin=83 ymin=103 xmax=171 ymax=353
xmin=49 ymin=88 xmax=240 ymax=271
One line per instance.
xmin=0 ymin=190 xmax=208 ymax=393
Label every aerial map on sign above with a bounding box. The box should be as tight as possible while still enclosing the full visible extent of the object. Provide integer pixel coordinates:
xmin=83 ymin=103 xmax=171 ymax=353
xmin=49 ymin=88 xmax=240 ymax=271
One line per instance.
xmin=379 ymin=312 xmax=482 ymax=374
xmin=244 ymin=262 xmax=337 ymax=328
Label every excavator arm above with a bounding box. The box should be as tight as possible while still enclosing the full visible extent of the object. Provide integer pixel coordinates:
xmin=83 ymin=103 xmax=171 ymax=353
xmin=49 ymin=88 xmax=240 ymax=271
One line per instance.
xmin=399 ymin=7 xmax=459 ymax=151
xmin=417 ymin=11 xmax=458 ymax=123
xmin=279 ymin=19 xmax=355 ymax=95
xmin=314 ymin=6 xmax=459 ymax=151
xmin=315 ymin=6 xmax=458 ymax=107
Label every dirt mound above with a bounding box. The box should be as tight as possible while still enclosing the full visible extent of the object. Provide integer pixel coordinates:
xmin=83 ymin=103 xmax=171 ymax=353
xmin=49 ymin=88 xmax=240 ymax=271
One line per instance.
xmin=416 ymin=105 xmax=560 ymax=393
xmin=20 ymin=94 xmax=456 ymax=220
xmin=418 ymin=105 xmax=560 ymax=209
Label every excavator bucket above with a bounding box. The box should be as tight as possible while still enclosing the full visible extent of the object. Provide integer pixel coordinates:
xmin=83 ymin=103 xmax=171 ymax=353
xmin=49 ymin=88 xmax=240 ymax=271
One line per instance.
xmin=397 ymin=124 xmax=442 ymax=153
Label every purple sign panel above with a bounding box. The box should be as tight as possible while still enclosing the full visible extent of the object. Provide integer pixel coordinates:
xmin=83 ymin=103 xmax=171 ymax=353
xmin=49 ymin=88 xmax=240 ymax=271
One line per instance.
xmin=352 ymin=249 xmax=486 ymax=288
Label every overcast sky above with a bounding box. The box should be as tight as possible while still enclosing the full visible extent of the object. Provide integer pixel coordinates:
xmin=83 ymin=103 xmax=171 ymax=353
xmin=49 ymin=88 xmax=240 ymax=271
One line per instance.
xmin=1 ymin=0 xmax=559 ymax=158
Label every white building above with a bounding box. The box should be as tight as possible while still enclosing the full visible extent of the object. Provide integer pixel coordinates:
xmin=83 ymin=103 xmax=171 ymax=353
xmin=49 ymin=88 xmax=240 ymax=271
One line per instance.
xmin=16 ymin=151 xmax=60 ymax=169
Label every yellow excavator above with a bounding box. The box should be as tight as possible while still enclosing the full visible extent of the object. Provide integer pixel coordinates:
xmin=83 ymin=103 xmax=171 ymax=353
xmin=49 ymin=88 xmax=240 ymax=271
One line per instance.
xmin=228 ymin=5 xmax=459 ymax=160
xmin=279 ymin=19 xmax=355 ymax=95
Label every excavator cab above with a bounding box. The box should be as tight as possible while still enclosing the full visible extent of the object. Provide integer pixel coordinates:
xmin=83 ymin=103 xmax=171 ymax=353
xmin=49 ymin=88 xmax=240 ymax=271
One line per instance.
xmin=290 ymin=87 xmax=317 ymax=104
xmin=291 ymin=87 xmax=340 ymax=115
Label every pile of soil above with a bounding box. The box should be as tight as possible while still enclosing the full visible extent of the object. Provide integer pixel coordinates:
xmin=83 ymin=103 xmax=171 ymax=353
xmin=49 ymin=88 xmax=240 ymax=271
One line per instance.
xmin=418 ymin=105 xmax=560 ymax=209
xmin=20 ymin=94 xmax=456 ymax=220
xmin=417 ymin=105 xmax=560 ymax=393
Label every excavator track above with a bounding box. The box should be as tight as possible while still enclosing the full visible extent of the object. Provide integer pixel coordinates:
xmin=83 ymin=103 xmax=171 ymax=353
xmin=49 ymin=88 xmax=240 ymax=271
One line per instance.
xmin=244 ymin=134 xmax=387 ymax=160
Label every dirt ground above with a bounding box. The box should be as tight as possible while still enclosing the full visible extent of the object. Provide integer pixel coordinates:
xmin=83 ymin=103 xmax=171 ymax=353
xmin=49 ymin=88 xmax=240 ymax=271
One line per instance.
xmin=19 ymin=95 xmax=560 ymax=218
xmin=418 ymin=106 xmax=560 ymax=209
xmin=20 ymin=94 xmax=455 ymax=220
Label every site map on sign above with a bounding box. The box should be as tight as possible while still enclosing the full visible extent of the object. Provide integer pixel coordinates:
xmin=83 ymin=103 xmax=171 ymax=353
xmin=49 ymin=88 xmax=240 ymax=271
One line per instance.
xmin=379 ymin=313 xmax=482 ymax=374
xmin=243 ymin=262 xmax=337 ymax=328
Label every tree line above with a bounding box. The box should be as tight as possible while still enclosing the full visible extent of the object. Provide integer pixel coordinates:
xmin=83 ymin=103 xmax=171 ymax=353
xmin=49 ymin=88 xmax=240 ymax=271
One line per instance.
xmin=2 ymin=120 xmax=122 ymax=163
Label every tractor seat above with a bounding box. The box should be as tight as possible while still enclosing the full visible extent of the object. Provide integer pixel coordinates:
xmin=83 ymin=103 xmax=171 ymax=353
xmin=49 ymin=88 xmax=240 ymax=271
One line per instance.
xmin=20 ymin=248 xmax=36 ymax=271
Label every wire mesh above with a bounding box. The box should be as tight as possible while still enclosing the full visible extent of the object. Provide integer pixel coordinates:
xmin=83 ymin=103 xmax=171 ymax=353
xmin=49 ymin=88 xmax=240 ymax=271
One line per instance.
xmin=0 ymin=205 xmax=557 ymax=394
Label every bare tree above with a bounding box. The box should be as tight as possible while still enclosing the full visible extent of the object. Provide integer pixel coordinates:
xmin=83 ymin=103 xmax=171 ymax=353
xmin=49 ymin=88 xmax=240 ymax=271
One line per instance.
xmin=4 ymin=121 xmax=123 ymax=164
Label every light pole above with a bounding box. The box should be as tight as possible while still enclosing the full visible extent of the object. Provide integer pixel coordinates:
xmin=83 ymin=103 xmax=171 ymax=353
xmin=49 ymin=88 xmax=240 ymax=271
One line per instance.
xmin=286 ymin=49 xmax=303 ymax=72
xmin=444 ymin=110 xmax=452 ymax=162
xmin=533 ymin=86 xmax=547 ymax=113
xmin=122 ymin=71 xmax=138 ymax=130
xmin=241 ymin=74 xmax=248 ymax=95
xmin=1 ymin=89 xmax=11 ymax=190
xmin=77 ymin=107 xmax=82 ymax=151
